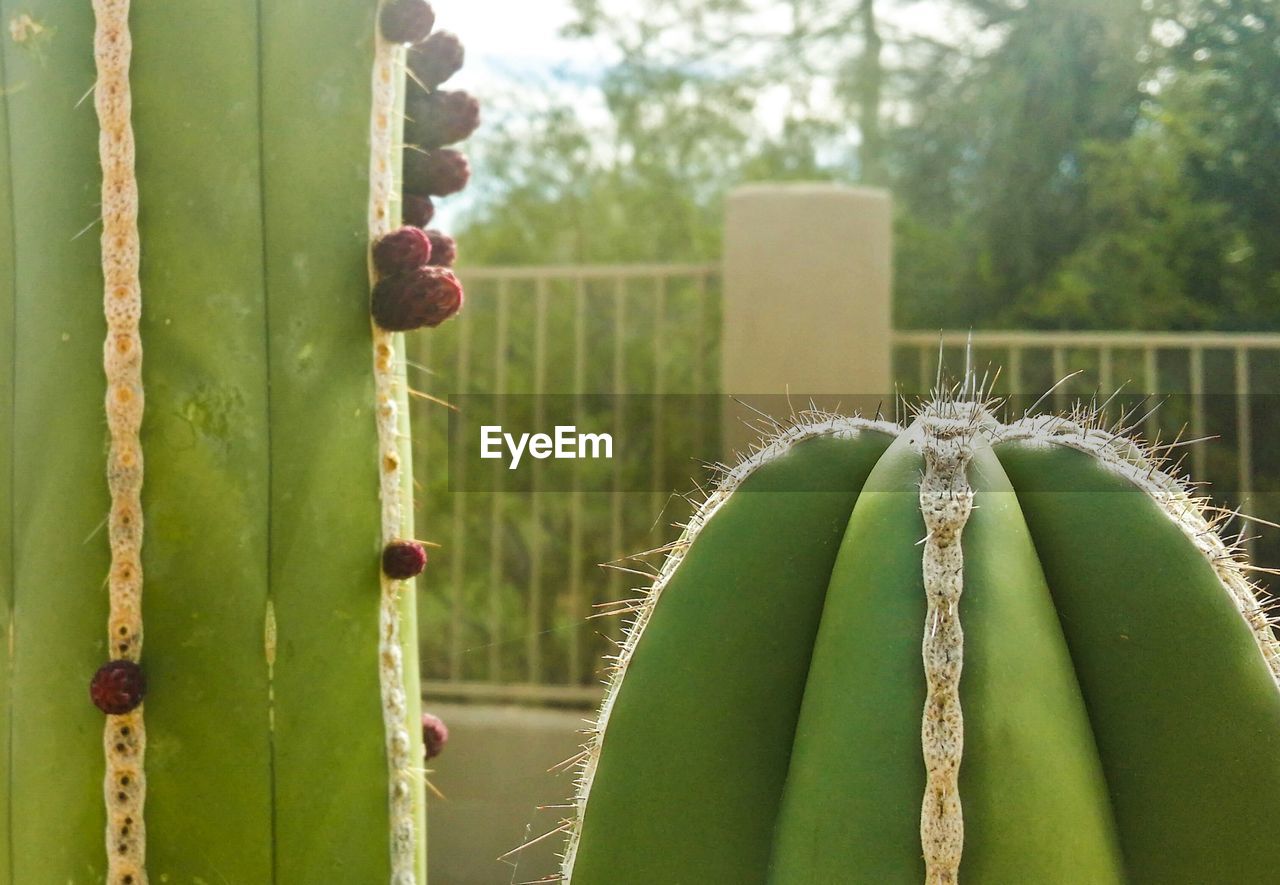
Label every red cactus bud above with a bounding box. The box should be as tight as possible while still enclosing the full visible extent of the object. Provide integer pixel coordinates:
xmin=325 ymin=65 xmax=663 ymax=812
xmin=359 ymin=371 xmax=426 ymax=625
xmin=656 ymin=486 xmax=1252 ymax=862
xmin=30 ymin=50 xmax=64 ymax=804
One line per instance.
xmin=422 ymin=712 xmax=449 ymax=760
xmin=380 ymin=0 xmax=435 ymax=44
xmin=404 ymin=148 xmax=470 ymax=197
xmin=91 ymin=660 xmax=147 ymax=715
xmin=407 ymin=31 xmax=464 ymax=90
xmin=372 ymin=226 xmax=432 ymax=278
xmin=382 ymin=539 xmax=428 ymax=579
xmin=371 ymin=266 xmax=464 ymax=331
xmin=403 ymin=193 xmax=435 ymax=228
xmin=423 ymin=229 xmax=457 ymax=267
xmin=406 ymin=90 xmax=480 ymax=150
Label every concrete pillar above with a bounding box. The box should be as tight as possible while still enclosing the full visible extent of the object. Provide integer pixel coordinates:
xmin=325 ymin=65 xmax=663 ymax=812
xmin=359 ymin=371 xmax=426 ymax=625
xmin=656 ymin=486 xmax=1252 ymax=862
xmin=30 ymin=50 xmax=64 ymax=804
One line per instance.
xmin=720 ymin=183 xmax=893 ymax=454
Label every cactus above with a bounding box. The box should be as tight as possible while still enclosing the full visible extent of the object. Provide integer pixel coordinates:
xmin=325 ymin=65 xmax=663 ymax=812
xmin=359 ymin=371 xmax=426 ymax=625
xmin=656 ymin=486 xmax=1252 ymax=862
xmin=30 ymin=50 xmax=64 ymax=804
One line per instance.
xmin=563 ymin=383 xmax=1280 ymax=883
xmin=0 ymin=0 xmax=469 ymax=881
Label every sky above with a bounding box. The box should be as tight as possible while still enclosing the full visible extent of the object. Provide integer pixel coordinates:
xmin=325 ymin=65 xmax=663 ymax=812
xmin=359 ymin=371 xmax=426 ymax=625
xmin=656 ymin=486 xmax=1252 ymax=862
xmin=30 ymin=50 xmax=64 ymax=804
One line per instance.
xmin=430 ymin=0 xmax=610 ymax=94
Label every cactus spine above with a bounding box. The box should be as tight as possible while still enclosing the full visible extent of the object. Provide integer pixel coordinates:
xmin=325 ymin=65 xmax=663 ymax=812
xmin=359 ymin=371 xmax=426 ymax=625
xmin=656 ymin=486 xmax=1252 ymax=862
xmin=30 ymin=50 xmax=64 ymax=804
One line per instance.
xmin=0 ymin=0 xmax=468 ymax=879
xmin=564 ymin=389 xmax=1280 ymax=883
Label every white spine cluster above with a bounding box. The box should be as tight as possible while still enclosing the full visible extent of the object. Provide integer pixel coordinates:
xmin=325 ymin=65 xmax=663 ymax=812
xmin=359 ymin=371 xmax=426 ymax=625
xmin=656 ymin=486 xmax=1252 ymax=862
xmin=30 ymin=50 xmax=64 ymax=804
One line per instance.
xmin=92 ymin=0 xmax=148 ymax=881
xmin=914 ymin=404 xmax=978 ymax=885
xmin=367 ymin=27 xmax=417 ymax=885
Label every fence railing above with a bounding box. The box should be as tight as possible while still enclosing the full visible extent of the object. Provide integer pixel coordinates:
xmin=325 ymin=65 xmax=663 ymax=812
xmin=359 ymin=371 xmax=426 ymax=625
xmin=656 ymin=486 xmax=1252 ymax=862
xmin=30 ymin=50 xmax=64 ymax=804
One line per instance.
xmin=412 ymin=263 xmax=1280 ymax=704
xmin=896 ymin=330 xmax=1280 ymax=569
xmin=411 ymin=264 xmax=721 ymax=705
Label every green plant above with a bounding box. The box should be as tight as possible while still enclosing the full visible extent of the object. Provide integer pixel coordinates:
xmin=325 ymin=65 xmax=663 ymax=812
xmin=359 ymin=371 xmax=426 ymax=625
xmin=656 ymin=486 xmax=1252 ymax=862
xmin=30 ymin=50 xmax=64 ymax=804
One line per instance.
xmin=563 ymin=382 xmax=1280 ymax=883
xmin=0 ymin=0 xmax=470 ymax=881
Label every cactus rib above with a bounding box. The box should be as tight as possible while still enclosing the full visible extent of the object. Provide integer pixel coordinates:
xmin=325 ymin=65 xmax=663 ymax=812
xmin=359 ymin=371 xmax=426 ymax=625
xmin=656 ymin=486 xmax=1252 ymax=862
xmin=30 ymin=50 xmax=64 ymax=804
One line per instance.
xmin=367 ymin=25 xmax=423 ymax=883
xmin=996 ymin=411 xmax=1280 ymax=682
xmin=0 ymin=10 xmax=13 ymax=880
xmin=916 ymin=404 xmax=978 ymax=884
xmin=91 ymin=0 xmax=148 ymax=879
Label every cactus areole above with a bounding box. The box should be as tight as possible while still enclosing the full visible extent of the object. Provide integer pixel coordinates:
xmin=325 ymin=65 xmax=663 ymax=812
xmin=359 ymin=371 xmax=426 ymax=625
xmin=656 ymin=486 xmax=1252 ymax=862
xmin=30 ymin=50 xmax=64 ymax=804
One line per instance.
xmin=2 ymin=0 xmax=473 ymax=881
xmin=563 ymin=391 xmax=1280 ymax=884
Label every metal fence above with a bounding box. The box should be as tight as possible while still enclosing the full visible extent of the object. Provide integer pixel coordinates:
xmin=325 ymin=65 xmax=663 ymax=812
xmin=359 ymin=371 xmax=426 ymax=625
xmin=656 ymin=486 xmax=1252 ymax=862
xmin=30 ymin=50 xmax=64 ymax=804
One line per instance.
xmin=412 ymin=264 xmax=1280 ymax=703
xmin=410 ymin=265 xmax=721 ymax=705
xmin=893 ymin=330 xmax=1280 ymax=569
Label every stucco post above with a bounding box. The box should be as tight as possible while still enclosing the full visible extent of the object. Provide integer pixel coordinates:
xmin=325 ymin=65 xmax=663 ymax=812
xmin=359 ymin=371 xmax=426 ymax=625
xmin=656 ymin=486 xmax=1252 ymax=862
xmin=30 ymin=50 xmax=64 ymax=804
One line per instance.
xmin=720 ymin=183 xmax=893 ymax=453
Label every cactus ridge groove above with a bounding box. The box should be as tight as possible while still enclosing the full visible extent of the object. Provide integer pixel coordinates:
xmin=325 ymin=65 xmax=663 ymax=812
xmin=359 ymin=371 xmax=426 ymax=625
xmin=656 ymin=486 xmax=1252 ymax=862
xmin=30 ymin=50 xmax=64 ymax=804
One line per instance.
xmin=252 ymin=3 xmax=279 ymax=880
xmin=2 ymin=12 xmax=16 ymax=879
xmin=92 ymin=0 xmax=147 ymax=880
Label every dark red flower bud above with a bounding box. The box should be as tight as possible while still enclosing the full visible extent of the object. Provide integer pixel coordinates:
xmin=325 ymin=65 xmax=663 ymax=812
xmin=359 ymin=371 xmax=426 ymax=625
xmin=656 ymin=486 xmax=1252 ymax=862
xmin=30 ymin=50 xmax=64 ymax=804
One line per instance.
xmin=91 ymin=660 xmax=147 ymax=715
xmin=380 ymin=0 xmax=435 ymax=44
xmin=402 ymin=193 xmax=435 ymax=228
xmin=423 ymin=229 xmax=456 ymax=267
xmin=406 ymin=90 xmax=480 ymax=150
xmin=372 ymin=226 xmax=432 ymax=278
xmin=382 ymin=539 xmax=428 ymax=579
xmin=404 ymin=148 xmax=470 ymax=197
xmin=422 ymin=712 xmax=449 ymax=760
xmin=407 ymin=31 xmax=464 ymax=90
xmin=372 ymin=266 xmax=464 ymax=331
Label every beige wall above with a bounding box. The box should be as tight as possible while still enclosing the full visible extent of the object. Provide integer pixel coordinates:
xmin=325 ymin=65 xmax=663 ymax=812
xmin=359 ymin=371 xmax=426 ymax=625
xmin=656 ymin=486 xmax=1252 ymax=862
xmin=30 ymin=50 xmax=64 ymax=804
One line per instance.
xmin=427 ymin=702 xmax=591 ymax=884
xmin=720 ymin=183 xmax=893 ymax=454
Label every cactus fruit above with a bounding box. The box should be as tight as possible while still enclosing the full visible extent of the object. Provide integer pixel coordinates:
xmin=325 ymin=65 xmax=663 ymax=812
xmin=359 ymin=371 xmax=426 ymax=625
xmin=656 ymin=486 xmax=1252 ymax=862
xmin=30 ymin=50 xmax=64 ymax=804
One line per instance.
xmin=404 ymin=147 xmax=471 ymax=197
xmin=407 ymin=31 xmax=464 ymax=90
xmin=373 ymin=226 xmax=436 ymax=277
xmin=403 ymin=193 xmax=436 ymax=228
xmin=371 ymin=266 xmax=465 ymax=331
xmin=563 ymin=385 xmax=1280 ymax=883
xmin=423 ymin=229 xmax=457 ymax=267
xmin=1 ymin=0 xmax=472 ymax=881
xmin=89 ymin=661 xmax=147 ymax=716
xmin=379 ymin=0 xmax=435 ymax=45
xmin=384 ymin=540 xmax=430 ymax=580
xmin=405 ymin=89 xmax=480 ymax=149
xmin=421 ymin=712 xmax=448 ymax=761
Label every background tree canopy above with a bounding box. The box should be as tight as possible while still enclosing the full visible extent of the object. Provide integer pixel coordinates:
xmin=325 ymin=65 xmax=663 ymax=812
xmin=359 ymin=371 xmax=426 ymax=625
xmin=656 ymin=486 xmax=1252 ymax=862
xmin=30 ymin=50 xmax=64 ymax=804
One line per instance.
xmin=455 ymin=0 xmax=1280 ymax=331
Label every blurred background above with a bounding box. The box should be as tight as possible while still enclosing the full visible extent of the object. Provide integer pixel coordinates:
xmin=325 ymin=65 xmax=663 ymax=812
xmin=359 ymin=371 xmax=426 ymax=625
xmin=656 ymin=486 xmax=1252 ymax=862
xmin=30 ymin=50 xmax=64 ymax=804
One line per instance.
xmin=413 ymin=0 xmax=1280 ymax=880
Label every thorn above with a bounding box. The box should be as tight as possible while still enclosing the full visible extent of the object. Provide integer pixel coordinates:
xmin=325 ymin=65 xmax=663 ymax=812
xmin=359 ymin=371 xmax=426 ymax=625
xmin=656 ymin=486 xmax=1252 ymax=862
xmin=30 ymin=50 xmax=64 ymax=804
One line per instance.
xmin=497 ymin=821 xmax=574 ymax=861
xmin=407 ymin=387 xmax=459 ymax=410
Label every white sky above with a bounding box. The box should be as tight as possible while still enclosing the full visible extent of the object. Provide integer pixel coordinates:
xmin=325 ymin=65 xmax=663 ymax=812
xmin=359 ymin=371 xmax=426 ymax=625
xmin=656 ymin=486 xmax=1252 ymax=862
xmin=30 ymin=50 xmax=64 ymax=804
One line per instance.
xmin=436 ymin=0 xmax=969 ymax=81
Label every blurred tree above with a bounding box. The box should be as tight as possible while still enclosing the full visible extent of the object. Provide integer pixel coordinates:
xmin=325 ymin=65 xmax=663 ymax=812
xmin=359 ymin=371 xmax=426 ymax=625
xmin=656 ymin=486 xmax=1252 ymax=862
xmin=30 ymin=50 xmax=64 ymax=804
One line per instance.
xmin=892 ymin=0 xmax=1152 ymax=326
xmin=456 ymin=0 xmax=886 ymax=264
xmin=455 ymin=0 xmax=1280 ymax=330
xmin=999 ymin=0 xmax=1280 ymax=329
xmin=1151 ymin=0 xmax=1280 ymax=327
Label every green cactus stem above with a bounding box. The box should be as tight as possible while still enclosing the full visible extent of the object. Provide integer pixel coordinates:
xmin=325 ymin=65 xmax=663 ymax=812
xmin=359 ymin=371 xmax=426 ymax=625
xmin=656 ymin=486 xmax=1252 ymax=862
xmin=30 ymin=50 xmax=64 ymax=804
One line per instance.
xmin=563 ymin=387 xmax=1280 ymax=884
xmin=0 ymin=0 xmax=478 ymax=879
